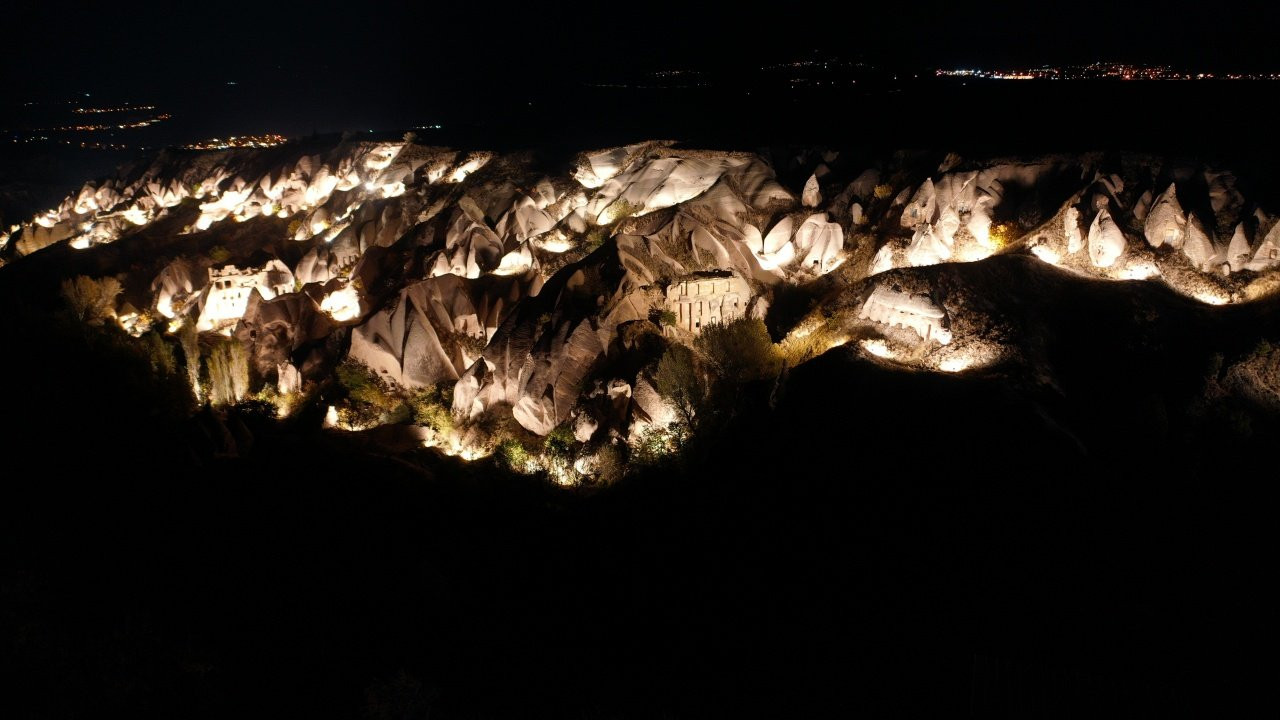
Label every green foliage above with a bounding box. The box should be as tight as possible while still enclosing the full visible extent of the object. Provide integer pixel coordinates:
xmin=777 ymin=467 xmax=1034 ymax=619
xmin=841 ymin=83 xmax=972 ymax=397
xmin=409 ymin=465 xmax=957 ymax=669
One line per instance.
xmin=873 ymin=183 xmax=894 ymax=200
xmin=207 ymin=338 xmax=251 ymax=405
xmin=544 ymin=424 xmax=577 ymax=460
xmin=141 ymin=331 xmax=177 ymax=375
xmin=696 ymin=317 xmax=781 ymax=386
xmin=208 ymin=245 xmax=231 ymax=263
xmin=408 ymin=386 xmax=453 ymax=435
xmin=658 ymin=309 xmax=677 ymax=327
xmin=631 ymin=422 xmax=689 ymax=467
xmin=593 ymin=443 xmax=624 ymax=485
xmin=583 ymin=226 xmax=608 ymax=252
xmin=779 ymin=320 xmax=842 ymax=365
xmin=655 ymin=343 xmax=702 ymax=424
xmin=497 ymin=438 xmax=534 ymax=473
xmin=177 ymin=320 xmax=201 ymax=396
xmin=337 ymin=359 xmax=397 ymax=411
xmin=60 ymin=275 xmax=122 ymax=325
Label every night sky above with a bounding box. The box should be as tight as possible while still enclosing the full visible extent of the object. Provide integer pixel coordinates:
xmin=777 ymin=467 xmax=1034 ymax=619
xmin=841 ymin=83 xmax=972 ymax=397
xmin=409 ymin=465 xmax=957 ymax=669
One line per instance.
xmin=5 ymin=1 xmax=1277 ymax=94
xmin=3 ymin=0 xmax=1278 ymax=145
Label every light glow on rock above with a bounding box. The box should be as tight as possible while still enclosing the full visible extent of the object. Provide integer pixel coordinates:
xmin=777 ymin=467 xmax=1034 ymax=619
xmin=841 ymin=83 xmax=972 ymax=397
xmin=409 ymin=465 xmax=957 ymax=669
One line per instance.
xmin=1030 ymin=245 xmax=1061 ymax=265
xmin=861 ymin=338 xmax=894 ymax=359
xmin=320 ymin=284 xmax=361 ymax=321
xmin=1119 ymin=261 xmax=1160 ymax=280
xmin=1193 ymin=289 xmax=1229 ymax=305
xmin=939 ymin=355 xmax=977 ymax=373
xmin=537 ymin=237 xmax=573 ymax=253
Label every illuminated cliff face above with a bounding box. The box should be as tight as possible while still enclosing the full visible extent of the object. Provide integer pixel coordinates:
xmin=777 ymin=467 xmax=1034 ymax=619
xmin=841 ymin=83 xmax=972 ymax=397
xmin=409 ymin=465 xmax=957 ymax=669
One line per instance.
xmin=12 ymin=139 xmax=1280 ymax=478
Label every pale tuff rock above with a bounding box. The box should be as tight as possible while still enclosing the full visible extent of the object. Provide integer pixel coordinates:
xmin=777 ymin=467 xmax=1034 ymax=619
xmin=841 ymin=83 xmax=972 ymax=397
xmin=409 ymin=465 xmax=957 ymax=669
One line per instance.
xmin=663 ymin=272 xmax=751 ymax=334
xmin=869 ymin=245 xmax=896 ymax=276
xmin=1227 ymin=224 xmax=1253 ymax=273
xmin=1065 ymin=206 xmax=1085 ymax=254
xmin=1145 ymin=184 xmax=1186 ymax=249
xmin=848 ymin=169 xmax=880 ymax=200
xmin=1133 ymin=189 xmax=1154 ymax=223
xmin=236 ymin=292 xmax=335 ymax=378
xmin=572 ymin=143 xmax=652 ymax=189
xmin=793 ymin=214 xmax=844 ymax=272
xmin=1246 ymin=222 xmax=1280 ymax=272
xmin=196 ymin=260 xmax=295 ymax=332
xmin=152 ymin=259 xmax=200 ymax=319
xmin=1183 ymin=215 xmax=1218 ymax=272
xmin=859 ymin=286 xmax=951 ymax=344
xmin=17 ymin=140 xmax=1280 ymax=446
xmin=801 ymin=173 xmax=822 ymax=208
xmin=901 ymin=178 xmax=937 ymax=228
xmin=277 ymin=363 xmax=302 ymax=395
xmin=1088 ymin=207 xmax=1126 ymax=268
xmin=906 ymin=224 xmax=950 ymax=267
xmin=350 ymin=273 xmax=537 ymax=389
xmin=585 ymin=154 xmax=748 ymax=223
xmin=573 ymin=412 xmax=599 ymax=443
xmin=1205 ymin=169 xmax=1244 ymax=218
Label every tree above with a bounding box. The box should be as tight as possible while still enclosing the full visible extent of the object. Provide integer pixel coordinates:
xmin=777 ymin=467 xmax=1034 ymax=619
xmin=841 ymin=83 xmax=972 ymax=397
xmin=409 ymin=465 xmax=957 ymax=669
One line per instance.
xmin=695 ymin=317 xmax=781 ymax=387
xmin=60 ymin=275 xmax=122 ymax=325
xmin=177 ymin=320 xmax=201 ymax=398
xmin=208 ymin=338 xmax=250 ymax=405
xmin=655 ymin=343 xmax=702 ymax=425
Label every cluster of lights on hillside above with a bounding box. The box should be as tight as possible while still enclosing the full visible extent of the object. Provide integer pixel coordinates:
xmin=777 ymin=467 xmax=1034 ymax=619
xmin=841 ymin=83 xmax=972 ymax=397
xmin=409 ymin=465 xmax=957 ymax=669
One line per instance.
xmin=72 ymin=104 xmax=157 ymax=114
xmin=182 ymin=134 xmax=289 ymax=151
xmin=937 ymin=63 xmax=1280 ymax=81
xmin=37 ymin=113 xmax=171 ymax=132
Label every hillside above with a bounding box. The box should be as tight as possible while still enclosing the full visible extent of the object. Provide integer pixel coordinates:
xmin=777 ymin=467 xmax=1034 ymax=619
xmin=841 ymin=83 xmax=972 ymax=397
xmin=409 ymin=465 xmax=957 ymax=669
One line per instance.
xmin=2 ymin=139 xmax=1278 ymax=717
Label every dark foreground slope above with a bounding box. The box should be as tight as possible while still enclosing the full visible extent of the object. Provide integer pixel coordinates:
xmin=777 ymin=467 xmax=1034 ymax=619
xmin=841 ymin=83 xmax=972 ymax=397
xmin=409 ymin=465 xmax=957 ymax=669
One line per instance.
xmin=1 ymin=255 xmax=1276 ymax=718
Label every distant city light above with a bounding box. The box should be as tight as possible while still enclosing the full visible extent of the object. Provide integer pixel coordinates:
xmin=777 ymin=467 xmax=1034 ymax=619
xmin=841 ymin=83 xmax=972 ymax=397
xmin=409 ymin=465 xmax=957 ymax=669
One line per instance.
xmin=72 ymin=104 xmax=156 ymax=114
xmin=182 ymin=134 xmax=289 ymax=151
xmin=936 ymin=62 xmax=1280 ymax=81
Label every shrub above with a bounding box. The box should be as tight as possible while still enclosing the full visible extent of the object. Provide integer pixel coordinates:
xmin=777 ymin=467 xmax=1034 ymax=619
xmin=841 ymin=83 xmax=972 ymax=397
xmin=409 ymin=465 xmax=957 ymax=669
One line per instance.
xmin=696 ymin=317 xmax=781 ymax=386
xmin=408 ymin=387 xmax=453 ymax=434
xmin=631 ymin=422 xmax=688 ymax=467
xmin=593 ymin=443 xmax=625 ymax=485
xmin=544 ymin=423 xmax=577 ymax=460
xmin=208 ymin=245 xmax=231 ymax=263
xmin=873 ymin=183 xmax=894 ymax=200
xmin=177 ymin=320 xmax=201 ymax=396
xmin=497 ymin=438 xmax=534 ymax=473
xmin=60 ymin=275 xmax=122 ymax=325
xmin=658 ymin=309 xmax=677 ymax=327
xmin=655 ymin=343 xmax=702 ymax=424
xmin=583 ymin=226 xmax=608 ymax=252
xmin=141 ymin=331 xmax=177 ymax=375
xmin=337 ymin=359 xmax=397 ymax=411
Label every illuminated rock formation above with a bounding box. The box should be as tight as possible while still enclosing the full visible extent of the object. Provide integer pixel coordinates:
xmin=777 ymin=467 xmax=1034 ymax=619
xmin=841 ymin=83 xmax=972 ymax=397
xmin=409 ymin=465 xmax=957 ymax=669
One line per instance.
xmin=15 ymin=139 xmax=1280 ymax=453
xmin=1088 ymin=207 xmax=1126 ymax=268
xmin=859 ymin=286 xmax=951 ymax=343
xmin=1145 ymin=184 xmax=1186 ymax=249
xmin=663 ymin=272 xmax=750 ymax=334
xmin=196 ymin=261 xmax=294 ymax=332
